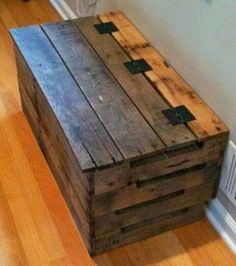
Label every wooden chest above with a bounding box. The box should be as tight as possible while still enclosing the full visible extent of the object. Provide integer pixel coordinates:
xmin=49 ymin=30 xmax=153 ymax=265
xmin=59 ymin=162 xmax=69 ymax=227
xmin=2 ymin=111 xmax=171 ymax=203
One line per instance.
xmin=11 ymin=11 xmax=229 ymax=256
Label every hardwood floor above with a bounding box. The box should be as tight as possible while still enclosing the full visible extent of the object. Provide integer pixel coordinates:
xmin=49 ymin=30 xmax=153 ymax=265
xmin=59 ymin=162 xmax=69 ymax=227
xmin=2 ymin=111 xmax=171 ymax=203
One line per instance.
xmin=0 ymin=0 xmax=235 ymax=265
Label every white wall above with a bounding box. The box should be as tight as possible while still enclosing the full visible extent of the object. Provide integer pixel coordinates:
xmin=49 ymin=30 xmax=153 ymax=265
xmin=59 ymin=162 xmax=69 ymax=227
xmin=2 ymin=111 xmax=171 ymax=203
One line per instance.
xmin=99 ymin=0 xmax=236 ymax=142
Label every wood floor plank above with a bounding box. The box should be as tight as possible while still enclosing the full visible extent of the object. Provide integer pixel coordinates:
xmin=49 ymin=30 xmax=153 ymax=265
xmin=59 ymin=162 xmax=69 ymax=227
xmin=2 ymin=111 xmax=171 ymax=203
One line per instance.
xmin=0 ymin=0 xmax=235 ymax=265
xmin=99 ymin=11 xmax=229 ymax=141
xmin=0 ymin=1 xmax=17 ymax=29
xmin=0 ymin=180 xmax=28 ymax=266
xmin=0 ymin=99 xmax=50 ymax=266
xmin=0 ymin=93 xmax=69 ymax=264
xmin=74 ymin=17 xmax=196 ymax=149
xmin=174 ymin=219 xmax=236 ymax=266
xmin=42 ymin=20 xmax=165 ymax=160
xmin=141 ymin=233 xmax=194 ymax=266
xmin=0 ymin=16 xmax=17 ymax=92
xmin=120 ymin=233 xmax=194 ymax=266
xmin=4 ymin=0 xmax=37 ymax=27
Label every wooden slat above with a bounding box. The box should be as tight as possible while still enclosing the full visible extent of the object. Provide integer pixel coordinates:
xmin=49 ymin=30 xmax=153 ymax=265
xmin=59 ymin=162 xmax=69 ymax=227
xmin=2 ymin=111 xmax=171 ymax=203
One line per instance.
xmin=11 ymin=25 xmax=124 ymax=170
xmin=42 ymin=21 xmax=165 ymax=161
xmin=19 ymin=75 xmax=91 ymax=223
xmin=16 ymin=46 xmax=94 ymax=215
xmin=38 ymin=127 xmax=92 ymax=251
xmin=94 ymin=138 xmax=222 ymax=195
xmin=94 ymin=182 xmax=215 ymax=238
xmin=19 ymin=75 xmax=93 ymax=252
xmin=131 ymin=138 xmax=222 ymax=182
xmin=95 ymin=204 xmax=204 ymax=255
xmin=74 ymin=17 xmax=196 ymax=149
xmin=99 ymin=11 xmax=229 ymax=141
xmin=93 ymin=164 xmax=216 ymax=217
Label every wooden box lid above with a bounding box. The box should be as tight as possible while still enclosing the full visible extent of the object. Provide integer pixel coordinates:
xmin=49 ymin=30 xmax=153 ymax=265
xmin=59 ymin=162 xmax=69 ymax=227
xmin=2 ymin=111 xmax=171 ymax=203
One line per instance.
xmin=10 ymin=11 xmax=228 ymax=172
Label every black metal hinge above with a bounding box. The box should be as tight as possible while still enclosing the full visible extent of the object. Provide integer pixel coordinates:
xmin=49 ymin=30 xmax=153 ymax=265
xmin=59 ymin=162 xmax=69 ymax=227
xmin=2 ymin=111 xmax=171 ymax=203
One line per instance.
xmin=162 ymin=105 xmax=195 ymax=126
xmin=94 ymin=22 xmax=119 ymax=34
xmin=124 ymin=59 xmax=152 ymax=75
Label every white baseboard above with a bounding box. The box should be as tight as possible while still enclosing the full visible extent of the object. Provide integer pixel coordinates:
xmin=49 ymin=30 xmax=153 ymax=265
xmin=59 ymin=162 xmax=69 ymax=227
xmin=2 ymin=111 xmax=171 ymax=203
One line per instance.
xmin=49 ymin=0 xmax=77 ymax=20
xmin=205 ymin=198 xmax=236 ymax=255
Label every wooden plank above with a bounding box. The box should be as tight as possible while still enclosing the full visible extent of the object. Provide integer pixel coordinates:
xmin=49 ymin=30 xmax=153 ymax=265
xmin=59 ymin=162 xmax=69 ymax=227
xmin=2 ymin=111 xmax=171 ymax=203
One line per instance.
xmin=38 ymin=125 xmax=92 ymax=252
xmin=99 ymin=11 xmax=229 ymax=141
xmin=19 ymin=76 xmax=90 ymax=224
xmin=20 ymin=82 xmax=40 ymax=143
xmin=42 ymin=21 xmax=165 ymax=161
xmin=132 ymin=138 xmax=222 ymax=182
xmin=11 ymin=25 xmax=123 ymax=171
xmin=93 ymin=164 xmax=215 ymax=217
xmin=35 ymin=81 xmax=91 ymax=210
xmin=74 ymin=17 xmax=196 ymax=149
xmin=15 ymin=46 xmax=94 ymax=208
xmin=19 ymin=81 xmax=91 ymax=217
xmin=94 ymin=138 xmax=222 ymax=195
xmin=95 ymin=204 xmax=204 ymax=255
xmin=18 ymin=76 xmax=92 ymax=252
xmin=94 ymin=182 xmax=215 ymax=238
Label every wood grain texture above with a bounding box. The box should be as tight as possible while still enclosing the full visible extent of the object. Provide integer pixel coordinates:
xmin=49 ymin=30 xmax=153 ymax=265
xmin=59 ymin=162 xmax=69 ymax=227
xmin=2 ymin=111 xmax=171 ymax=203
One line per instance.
xmin=13 ymin=10 xmax=229 ymax=256
xmin=99 ymin=11 xmax=229 ymax=141
xmin=11 ymin=25 xmax=124 ymax=170
xmin=0 ymin=0 xmax=235 ymax=264
xmin=18 ymin=71 xmax=92 ymax=250
xmin=94 ymin=182 xmax=215 ymax=238
xmin=94 ymin=138 xmax=223 ymax=195
xmin=42 ymin=20 xmax=165 ymax=160
xmin=74 ymin=17 xmax=196 ymax=149
xmin=94 ymin=205 xmax=205 ymax=255
xmin=93 ymin=164 xmax=219 ymax=217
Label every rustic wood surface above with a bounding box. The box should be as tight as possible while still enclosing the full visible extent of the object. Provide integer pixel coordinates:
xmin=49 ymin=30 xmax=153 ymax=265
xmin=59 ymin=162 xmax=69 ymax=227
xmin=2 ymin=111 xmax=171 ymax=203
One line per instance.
xmin=42 ymin=20 xmax=165 ymax=161
xmin=11 ymin=10 xmax=229 ymax=172
xmin=99 ymin=11 xmax=229 ymax=141
xmin=11 ymin=25 xmax=124 ymax=171
xmin=17 ymin=56 xmax=92 ymax=251
xmin=12 ymin=6 xmax=229 ymax=256
xmin=94 ymin=182 xmax=216 ymax=238
xmin=0 ymin=0 xmax=235 ymax=264
xmin=93 ymin=164 xmax=219 ymax=217
xmin=94 ymin=138 xmax=223 ymax=195
xmin=74 ymin=17 xmax=196 ymax=149
xmin=94 ymin=205 xmax=205 ymax=255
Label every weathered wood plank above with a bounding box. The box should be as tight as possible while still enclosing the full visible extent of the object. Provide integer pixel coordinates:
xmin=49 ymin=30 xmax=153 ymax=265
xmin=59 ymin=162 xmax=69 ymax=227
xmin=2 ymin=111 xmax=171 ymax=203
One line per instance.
xmin=18 ymin=72 xmax=93 ymax=252
xmin=15 ymin=43 xmax=96 ymax=252
xmin=94 ymin=204 xmax=204 ymax=255
xmin=42 ymin=21 xmax=165 ymax=160
xmin=94 ymin=138 xmax=222 ymax=195
xmin=93 ymin=164 xmax=217 ymax=217
xmin=18 ymin=69 xmax=89 ymax=213
xmin=38 ymin=125 xmax=92 ymax=251
xmin=99 ymin=11 xmax=229 ymax=141
xmin=132 ymin=138 xmax=222 ymax=182
xmin=15 ymin=46 xmax=96 ymax=211
xmin=11 ymin=25 xmax=123 ymax=170
xmin=74 ymin=17 xmax=196 ymax=149
xmin=94 ymin=182 xmax=214 ymax=238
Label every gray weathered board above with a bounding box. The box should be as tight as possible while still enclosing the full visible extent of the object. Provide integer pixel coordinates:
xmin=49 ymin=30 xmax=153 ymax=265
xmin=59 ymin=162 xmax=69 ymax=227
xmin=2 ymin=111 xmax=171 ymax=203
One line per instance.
xmin=11 ymin=14 xmax=229 ymax=256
